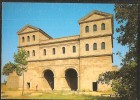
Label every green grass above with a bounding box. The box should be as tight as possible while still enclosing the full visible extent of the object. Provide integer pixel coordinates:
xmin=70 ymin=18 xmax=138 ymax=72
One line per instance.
xmin=11 ymin=92 xmax=119 ymax=100
xmin=1 ymin=84 xmax=119 ymax=100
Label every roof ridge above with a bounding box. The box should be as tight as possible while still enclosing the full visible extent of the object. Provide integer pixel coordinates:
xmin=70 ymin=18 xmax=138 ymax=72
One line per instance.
xmin=17 ymin=24 xmax=53 ymax=39
xmin=17 ymin=24 xmax=39 ymax=33
xmin=78 ymin=10 xmax=113 ymax=24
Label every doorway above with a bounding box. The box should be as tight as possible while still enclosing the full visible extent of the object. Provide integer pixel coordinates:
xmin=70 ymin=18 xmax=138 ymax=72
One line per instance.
xmin=65 ymin=68 xmax=78 ymax=91
xmin=93 ymin=82 xmax=97 ymax=91
xmin=44 ymin=70 xmax=54 ymax=90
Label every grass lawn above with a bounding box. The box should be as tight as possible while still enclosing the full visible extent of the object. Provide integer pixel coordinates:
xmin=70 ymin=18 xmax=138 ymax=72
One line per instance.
xmin=2 ymin=91 xmax=120 ymax=99
xmin=1 ymin=84 xmax=119 ymax=99
xmin=11 ymin=92 xmax=119 ymax=100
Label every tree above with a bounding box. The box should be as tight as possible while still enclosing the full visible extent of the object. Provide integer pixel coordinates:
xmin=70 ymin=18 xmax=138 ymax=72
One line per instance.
xmin=98 ymin=61 xmax=137 ymax=99
xmin=114 ymin=4 xmax=138 ymax=99
xmin=98 ymin=4 xmax=138 ymax=100
xmin=14 ymin=48 xmax=28 ymax=96
xmin=2 ymin=62 xmax=16 ymax=76
xmin=115 ymin=4 xmax=138 ymax=62
xmin=2 ymin=48 xmax=28 ymax=96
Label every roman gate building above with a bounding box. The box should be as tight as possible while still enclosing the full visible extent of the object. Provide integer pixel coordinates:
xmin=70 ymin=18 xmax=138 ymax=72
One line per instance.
xmin=6 ymin=10 xmax=116 ymax=91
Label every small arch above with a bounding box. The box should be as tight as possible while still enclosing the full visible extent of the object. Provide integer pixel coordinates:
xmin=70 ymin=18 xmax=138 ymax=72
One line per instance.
xmin=101 ymin=23 xmax=105 ymax=30
xmin=62 ymin=47 xmax=65 ymax=54
xmin=93 ymin=43 xmax=97 ymax=50
xmin=73 ymin=46 xmax=76 ymax=53
xmin=42 ymin=68 xmax=55 ymax=77
xmin=93 ymin=24 xmax=97 ymax=31
xmin=85 ymin=44 xmax=89 ymax=51
xmin=53 ymin=48 xmax=55 ymax=55
xmin=64 ymin=67 xmax=78 ymax=75
xmin=101 ymin=42 xmax=105 ymax=50
xmin=27 ymin=51 xmax=30 ymax=57
xmin=65 ymin=68 xmax=78 ymax=91
xmin=22 ymin=37 xmax=25 ymax=42
xmin=33 ymin=35 xmax=35 ymax=41
xmin=44 ymin=49 xmax=46 ymax=56
xmin=85 ymin=26 xmax=89 ymax=33
xmin=27 ymin=36 xmax=30 ymax=42
xmin=44 ymin=69 xmax=54 ymax=90
xmin=32 ymin=50 xmax=35 ymax=56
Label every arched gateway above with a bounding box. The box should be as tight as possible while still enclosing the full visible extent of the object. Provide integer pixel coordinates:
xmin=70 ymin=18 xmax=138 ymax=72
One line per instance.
xmin=65 ymin=68 xmax=78 ymax=91
xmin=44 ymin=70 xmax=54 ymax=90
xmin=8 ymin=10 xmax=114 ymax=91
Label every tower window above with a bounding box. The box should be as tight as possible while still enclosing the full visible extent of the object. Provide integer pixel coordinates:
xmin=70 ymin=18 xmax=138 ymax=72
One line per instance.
xmin=85 ymin=26 xmax=89 ymax=33
xmin=22 ymin=37 xmax=25 ymax=42
xmin=62 ymin=47 xmax=65 ymax=54
xmin=93 ymin=43 xmax=97 ymax=50
xmin=33 ymin=50 xmax=35 ymax=56
xmin=73 ymin=46 xmax=76 ymax=53
xmin=101 ymin=42 xmax=105 ymax=49
xmin=93 ymin=24 xmax=97 ymax=31
xmin=27 ymin=36 xmax=30 ymax=42
xmin=33 ymin=35 xmax=35 ymax=41
xmin=44 ymin=49 xmax=46 ymax=55
xmin=27 ymin=51 xmax=30 ymax=57
xmin=101 ymin=23 xmax=105 ymax=30
xmin=85 ymin=44 xmax=89 ymax=51
xmin=53 ymin=48 xmax=55 ymax=55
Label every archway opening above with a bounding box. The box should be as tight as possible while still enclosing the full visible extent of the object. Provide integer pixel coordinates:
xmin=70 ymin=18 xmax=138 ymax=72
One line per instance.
xmin=65 ymin=68 xmax=78 ymax=91
xmin=44 ymin=70 xmax=54 ymax=90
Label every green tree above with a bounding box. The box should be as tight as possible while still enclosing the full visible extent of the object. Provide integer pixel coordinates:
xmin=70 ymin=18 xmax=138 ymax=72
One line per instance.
xmin=98 ymin=4 xmax=138 ymax=100
xmin=14 ymin=48 xmax=28 ymax=96
xmin=115 ymin=4 xmax=138 ymax=64
xmin=98 ymin=61 xmax=137 ymax=99
xmin=2 ymin=48 xmax=28 ymax=96
xmin=2 ymin=62 xmax=16 ymax=76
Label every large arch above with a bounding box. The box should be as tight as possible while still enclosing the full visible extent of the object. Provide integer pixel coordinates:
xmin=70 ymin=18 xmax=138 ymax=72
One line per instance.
xmin=65 ymin=68 xmax=78 ymax=91
xmin=44 ymin=69 xmax=54 ymax=90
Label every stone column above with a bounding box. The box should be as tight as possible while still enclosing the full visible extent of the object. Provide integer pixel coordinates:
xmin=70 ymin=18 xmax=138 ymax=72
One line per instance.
xmin=77 ymin=75 xmax=80 ymax=91
xmin=54 ymin=76 xmax=71 ymax=91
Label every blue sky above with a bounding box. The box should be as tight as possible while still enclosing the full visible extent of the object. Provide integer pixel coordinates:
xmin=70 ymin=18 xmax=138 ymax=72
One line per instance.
xmin=2 ymin=3 xmax=128 ymax=83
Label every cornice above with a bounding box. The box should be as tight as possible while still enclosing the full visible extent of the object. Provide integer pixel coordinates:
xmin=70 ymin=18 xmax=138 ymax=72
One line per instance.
xmin=17 ymin=25 xmax=53 ymax=39
xmin=78 ymin=10 xmax=113 ymax=24
xmin=39 ymin=41 xmax=79 ymax=48
xmin=17 ymin=30 xmax=39 ymax=35
xmin=17 ymin=24 xmax=39 ymax=34
xmin=27 ymin=54 xmax=112 ymax=62
xmin=79 ymin=34 xmax=112 ymax=40
xmin=18 ymin=38 xmax=80 ymax=48
xmin=18 ymin=34 xmax=112 ymax=48
xmin=79 ymin=17 xmax=112 ymax=24
xmin=40 ymin=38 xmax=80 ymax=46
xmin=18 ymin=44 xmax=39 ymax=48
xmin=28 ymin=57 xmax=80 ymax=62
xmin=80 ymin=54 xmax=112 ymax=58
